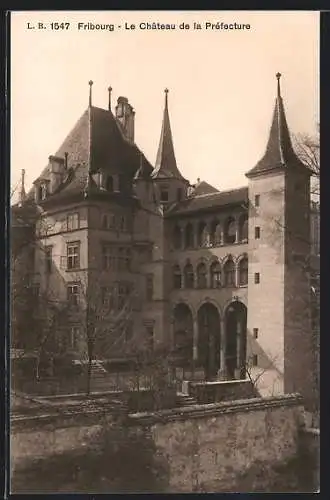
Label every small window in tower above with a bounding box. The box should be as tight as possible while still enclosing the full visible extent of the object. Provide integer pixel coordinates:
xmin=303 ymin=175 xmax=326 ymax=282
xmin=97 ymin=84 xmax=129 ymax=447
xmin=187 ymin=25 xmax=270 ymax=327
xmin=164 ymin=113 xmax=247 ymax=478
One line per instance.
xmin=177 ymin=188 xmax=183 ymax=201
xmin=106 ymin=176 xmax=114 ymax=192
xmin=255 ymin=194 xmax=260 ymax=207
xmin=254 ymin=272 xmax=260 ymax=284
xmin=252 ymin=354 xmax=258 ymax=366
xmin=160 ymin=189 xmax=169 ymax=202
xmin=253 ymin=328 xmax=259 ymax=339
xmin=255 ymin=226 xmax=261 ymax=239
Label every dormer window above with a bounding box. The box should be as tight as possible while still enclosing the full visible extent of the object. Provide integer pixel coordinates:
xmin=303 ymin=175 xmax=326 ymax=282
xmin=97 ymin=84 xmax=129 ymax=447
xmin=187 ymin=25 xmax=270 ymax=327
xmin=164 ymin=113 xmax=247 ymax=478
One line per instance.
xmin=35 ymin=182 xmax=48 ymax=203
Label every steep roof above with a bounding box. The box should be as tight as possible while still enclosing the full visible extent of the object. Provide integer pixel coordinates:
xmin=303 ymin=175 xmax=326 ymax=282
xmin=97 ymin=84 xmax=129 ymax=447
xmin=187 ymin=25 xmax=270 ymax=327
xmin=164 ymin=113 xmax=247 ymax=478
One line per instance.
xmin=192 ymin=180 xmax=219 ymax=196
xmin=151 ymin=89 xmax=187 ymax=181
xmin=166 ymin=186 xmax=248 ymax=217
xmin=246 ymin=73 xmax=311 ymax=178
xmin=27 ymin=104 xmax=153 ymax=204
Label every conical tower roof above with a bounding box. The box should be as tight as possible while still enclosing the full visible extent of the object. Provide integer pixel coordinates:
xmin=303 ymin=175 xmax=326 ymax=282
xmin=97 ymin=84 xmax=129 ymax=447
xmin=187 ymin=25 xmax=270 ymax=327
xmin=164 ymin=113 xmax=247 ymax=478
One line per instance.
xmin=152 ymin=89 xmax=186 ymax=180
xmin=246 ymin=73 xmax=311 ymax=178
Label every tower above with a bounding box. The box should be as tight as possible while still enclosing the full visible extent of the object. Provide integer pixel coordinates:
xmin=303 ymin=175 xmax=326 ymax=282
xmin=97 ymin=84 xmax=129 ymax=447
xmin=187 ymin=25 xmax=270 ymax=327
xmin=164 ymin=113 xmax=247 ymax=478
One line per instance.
xmin=151 ymin=89 xmax=189 ymax=206
xmin=246 ymin=74 xmax=313 ymax=407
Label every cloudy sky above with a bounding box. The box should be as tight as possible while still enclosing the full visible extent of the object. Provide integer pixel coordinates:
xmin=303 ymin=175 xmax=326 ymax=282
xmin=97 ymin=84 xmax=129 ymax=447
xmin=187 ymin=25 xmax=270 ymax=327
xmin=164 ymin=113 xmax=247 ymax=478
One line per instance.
xmin=11 ymin=11 xmax=319 ymax=198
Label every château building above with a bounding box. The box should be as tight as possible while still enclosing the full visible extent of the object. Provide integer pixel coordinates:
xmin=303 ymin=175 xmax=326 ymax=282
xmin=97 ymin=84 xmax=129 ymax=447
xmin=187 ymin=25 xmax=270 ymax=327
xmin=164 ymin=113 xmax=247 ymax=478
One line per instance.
xmin=11 ymin=75 xmax=318 ymax=409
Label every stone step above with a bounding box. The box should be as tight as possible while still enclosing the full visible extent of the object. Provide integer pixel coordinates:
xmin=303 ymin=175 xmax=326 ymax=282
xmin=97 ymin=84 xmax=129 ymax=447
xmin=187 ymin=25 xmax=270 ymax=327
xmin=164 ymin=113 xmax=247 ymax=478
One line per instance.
xmin=176 ymin=393 xmax=198 ymax=407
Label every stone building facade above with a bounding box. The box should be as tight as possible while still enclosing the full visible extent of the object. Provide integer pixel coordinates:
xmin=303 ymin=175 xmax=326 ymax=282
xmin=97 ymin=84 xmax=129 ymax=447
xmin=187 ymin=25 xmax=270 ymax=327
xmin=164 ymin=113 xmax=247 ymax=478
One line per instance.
xmin=11 ymin=75 xmax=317 ymax=407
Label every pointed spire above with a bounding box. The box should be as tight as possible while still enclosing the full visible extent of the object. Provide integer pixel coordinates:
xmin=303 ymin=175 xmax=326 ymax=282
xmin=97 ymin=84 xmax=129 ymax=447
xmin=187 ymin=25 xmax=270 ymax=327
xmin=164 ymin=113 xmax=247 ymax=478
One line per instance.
xmin=88 ymin=80 xmax=93 ymax=107
xmin=108 ymin=86 xmax=112 ymax=111
xmin=18 ymin=169 xmax=26 ymax=206
xmin=246 ymin=73 xmax=309 ymax=177
xmin=152 ymin=88 xmax=185 ymax=180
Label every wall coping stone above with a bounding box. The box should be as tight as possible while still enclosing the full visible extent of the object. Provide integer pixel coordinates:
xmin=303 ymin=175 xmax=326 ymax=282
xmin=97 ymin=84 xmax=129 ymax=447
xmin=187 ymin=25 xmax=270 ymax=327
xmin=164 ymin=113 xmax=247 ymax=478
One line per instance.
xmin=128 ymin=393 xmax=304 ymax=426
xmin=11 ymin=393 xmax=304 ymax=433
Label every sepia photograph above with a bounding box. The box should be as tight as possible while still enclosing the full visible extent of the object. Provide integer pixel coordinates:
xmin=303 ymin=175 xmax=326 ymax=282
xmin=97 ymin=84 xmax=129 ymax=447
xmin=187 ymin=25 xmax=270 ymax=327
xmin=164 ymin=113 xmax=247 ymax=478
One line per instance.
xmin=10 ymin=10 xmax=320 ymax=493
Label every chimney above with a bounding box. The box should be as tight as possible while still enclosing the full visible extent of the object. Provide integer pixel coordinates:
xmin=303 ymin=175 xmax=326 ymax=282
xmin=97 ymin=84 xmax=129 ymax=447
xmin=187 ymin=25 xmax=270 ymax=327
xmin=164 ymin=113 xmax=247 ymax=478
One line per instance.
xmin=49 ymin=155 xmax=65 ymax=193
xmin=115 ymin=96 xmax=135 ymax=142
xmin=18 ymin=169 xmax=26 ymax=207
xmin=64 ymin=152 xmax=68 ymax=170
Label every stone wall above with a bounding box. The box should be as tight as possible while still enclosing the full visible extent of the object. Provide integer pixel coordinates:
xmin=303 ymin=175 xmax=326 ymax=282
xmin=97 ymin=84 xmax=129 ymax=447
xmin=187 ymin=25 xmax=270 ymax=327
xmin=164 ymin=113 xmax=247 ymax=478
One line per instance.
xmin=11 ymin=393 xmax=318 ymax=493
xmin=185 ymin=379 xmax=257 ymax=404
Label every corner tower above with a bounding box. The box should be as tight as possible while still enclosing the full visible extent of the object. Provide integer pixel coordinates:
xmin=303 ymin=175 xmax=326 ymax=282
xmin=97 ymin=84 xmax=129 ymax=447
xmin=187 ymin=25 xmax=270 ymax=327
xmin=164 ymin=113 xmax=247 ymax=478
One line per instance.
xmin=151 ymin=89 xmax=189 ymax=206
xmin=246 ymin=74 xmax=313 ymax=408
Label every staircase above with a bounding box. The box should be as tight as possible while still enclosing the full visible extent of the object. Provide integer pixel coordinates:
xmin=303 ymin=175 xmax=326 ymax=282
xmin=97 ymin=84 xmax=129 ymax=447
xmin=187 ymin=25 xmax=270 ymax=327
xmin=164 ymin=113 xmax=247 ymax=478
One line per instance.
xmin=89 ymin=361 xmax=108 ymax=376
xmin=176 ymin=392 xmax=198 ymax=408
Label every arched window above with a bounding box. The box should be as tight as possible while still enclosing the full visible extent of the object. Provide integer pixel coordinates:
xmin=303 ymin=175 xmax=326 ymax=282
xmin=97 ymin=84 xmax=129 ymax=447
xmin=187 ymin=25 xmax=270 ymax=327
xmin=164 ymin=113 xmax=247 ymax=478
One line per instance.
xmin=197 ymin=221 xmax=209 ymax=247
xmin=106 ymin=175 xmax=114 ymax=192
xmin=224 ymin=258 xmax=236 ymax=287
xmin=173 ymin=225 xmax=182 ymax=250
xmin=224 ymin=216 xmax=236 ymax=245
xmin=210 ymin=220 xmax=221 ymax=247
xmin=184 ymin=223 xmax=194 ymax=249
xmin=184 ymin=263 xmax=194 ymax=289
xmin=238 ymin=257 xmax=248 ymax=286
xmin=238 ymin=214 xmax=248 ymax=242
xmin=210 ymin=261 xmax=222 ymax=288
xmin=173 ymin=265 xmax=182 ymax=289
xmin=197 ymin=263 xmax=207 ymax=288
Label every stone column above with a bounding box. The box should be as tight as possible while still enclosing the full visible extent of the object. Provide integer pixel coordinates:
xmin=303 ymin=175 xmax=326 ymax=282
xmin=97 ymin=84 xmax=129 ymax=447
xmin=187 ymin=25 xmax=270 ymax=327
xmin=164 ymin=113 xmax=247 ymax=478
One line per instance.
xmin=235 ymin=320 xmax=242 ymax=379
xmin=218 ymin=318 xmax=226 ymax=380
xmin=234 ymin=216 xmax=240 ymax=244
xmin=193 ymin=222 xmax=198 ymax=248
xmin=192 ymin=318 xmax=198 ymax=380
xmin=180 ymin=226 xmax=185 ymax=250
xmin=235 ymin=261 xmax=239 ymax=288
xmin=219 ymin=222 xmax=224 ymax=246
xmin=193 ymin=318 xmax=198 ymax=362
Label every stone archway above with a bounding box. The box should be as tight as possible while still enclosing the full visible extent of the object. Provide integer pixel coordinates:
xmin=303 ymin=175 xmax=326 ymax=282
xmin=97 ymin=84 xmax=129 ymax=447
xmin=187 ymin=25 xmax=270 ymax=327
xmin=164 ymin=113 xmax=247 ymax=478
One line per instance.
xmin=224 ymin=301 xmax=247 ymax=379
xmin=197 ymin=302 xmax=221 ymax=380
xmin=172 ymin=303 xmax=193 ymax=368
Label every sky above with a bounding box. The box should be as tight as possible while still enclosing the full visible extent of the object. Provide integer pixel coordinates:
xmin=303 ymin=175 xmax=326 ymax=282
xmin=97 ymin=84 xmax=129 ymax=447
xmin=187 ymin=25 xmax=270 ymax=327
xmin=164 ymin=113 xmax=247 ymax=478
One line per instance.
xmin=11 ymin=11 xmax=319 ymax=199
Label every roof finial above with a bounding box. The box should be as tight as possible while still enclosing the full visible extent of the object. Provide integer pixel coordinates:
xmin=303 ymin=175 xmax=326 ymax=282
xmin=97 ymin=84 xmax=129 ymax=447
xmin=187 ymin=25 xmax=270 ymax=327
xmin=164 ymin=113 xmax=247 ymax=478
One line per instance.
xmin=108 ymin=86 xmax=112 ymax=111
xmin=276 ymin=72 xmax=282 ymax=98
xmin=88 ymin=80 xmax=93 ymax=107
xmin=164 ymin=88 xmax=169 ymax=108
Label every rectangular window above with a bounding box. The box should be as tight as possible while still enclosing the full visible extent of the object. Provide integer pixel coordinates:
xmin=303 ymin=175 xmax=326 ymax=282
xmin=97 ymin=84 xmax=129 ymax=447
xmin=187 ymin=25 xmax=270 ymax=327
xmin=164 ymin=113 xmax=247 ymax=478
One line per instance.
xmin=45 ymin=245 xmax=53 ymax=274
xmin=255 ymin=194 xmax=260 ymax=207
xmin=70 ymin=326 xmax=80 ymax=349
xmin=30 ymin=284 xmax=40 ymax=299
xmin=102 ymin=244 xmax=114 ymax=270
xmin=101 ymin=214 xmax=109 ymax=229
xmin=255 ymin=226 xmax=260 ymax=239
xmin=125 ymin=321 xmax=133 ymax=343
xmin=67 ymin=242 xmax=80 ymax=270
xmin=254 ymin=272 xmax=260 ymax=284
xmin=146 ymin=325 xmax=154 ymax=350
xmin=124 ymin=248 xmax=131 ymax=271
xmin=101 ymin=286 xmax=115 ymax=309
xmin=67 ymin=213 xmax=80 ymax=231
xmin=119 ymin=215 xmax=127 ymax=232
xmin=67 ymin=283 xmax=79 ymax=306
xmin=252 ymin=354 xmax=258 ymax=366
xmin=253 ymin=328 xmax=259 ymax=339
xmin=177 ymin=188 xmax=183 ymax=201
xmin=118 ymin=282 xmax=131 ymax=309
xmin=146 ymin=274 xmax=153 ymax=301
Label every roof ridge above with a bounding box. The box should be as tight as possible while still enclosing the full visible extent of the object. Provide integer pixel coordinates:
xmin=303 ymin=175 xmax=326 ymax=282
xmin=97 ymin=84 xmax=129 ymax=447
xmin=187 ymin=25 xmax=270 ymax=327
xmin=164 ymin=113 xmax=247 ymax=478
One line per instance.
xmin=193 ymin=185 xmax=247 ymax=199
